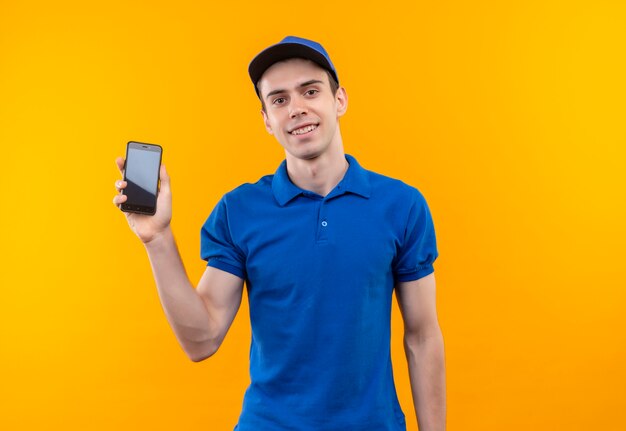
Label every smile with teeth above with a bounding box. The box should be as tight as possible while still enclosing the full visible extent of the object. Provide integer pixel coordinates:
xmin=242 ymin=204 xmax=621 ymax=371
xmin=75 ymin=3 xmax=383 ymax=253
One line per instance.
xmin=290 ymin=124 xmax=318 ymax=135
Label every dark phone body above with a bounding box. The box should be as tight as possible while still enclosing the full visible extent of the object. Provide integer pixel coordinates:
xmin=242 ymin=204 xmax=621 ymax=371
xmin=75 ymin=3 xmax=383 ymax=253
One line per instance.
xmin=120 ymin=141 xmax=163 ymax=215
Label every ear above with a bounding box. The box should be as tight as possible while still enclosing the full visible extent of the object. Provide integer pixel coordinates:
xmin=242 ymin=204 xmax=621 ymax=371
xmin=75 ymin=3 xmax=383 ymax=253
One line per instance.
xmin=335 ymin=86 xmax=348 ymax=117
xmin=261 ymin=109 xmax=274 ymax=135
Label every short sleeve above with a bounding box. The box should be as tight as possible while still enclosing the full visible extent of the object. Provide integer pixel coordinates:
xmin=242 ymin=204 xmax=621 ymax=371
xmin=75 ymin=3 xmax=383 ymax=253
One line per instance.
xmin=392 ymin=190 xmax=439 ymax=283
xmin=200 ymin=197 xmax=247 ymax=280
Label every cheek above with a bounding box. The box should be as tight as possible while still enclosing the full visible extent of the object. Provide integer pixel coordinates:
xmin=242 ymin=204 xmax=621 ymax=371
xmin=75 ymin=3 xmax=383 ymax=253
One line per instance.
xmin=265 ymin=115 xmax=281 ymax=133
xmin=269 ymin=112 xmax=285 ymax=128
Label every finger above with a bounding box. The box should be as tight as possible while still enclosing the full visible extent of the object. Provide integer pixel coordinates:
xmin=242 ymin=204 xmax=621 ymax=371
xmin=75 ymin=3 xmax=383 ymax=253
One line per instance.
xmin=113 ymin=194 xmax=128 ymax=205
xmin=116 ymin=157 xmax=125 ymax=175
xmin=114 ymin=180 xmax=127 ymax=192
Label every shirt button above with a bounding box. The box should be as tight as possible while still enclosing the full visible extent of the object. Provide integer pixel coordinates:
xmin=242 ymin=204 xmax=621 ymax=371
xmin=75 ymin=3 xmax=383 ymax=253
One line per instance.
xmin=321 ymin=220 xmax=328 ymax=227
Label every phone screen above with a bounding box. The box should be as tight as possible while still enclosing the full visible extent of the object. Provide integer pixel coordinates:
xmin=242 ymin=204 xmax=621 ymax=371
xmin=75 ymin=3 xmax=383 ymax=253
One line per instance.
xmin=121 ymin=141 xmax=162 ymax=215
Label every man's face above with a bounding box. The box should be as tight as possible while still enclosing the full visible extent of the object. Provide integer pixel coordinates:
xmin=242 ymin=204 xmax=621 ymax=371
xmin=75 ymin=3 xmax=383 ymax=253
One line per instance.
xmin=258 ymin=58 xmax=347 ymax=161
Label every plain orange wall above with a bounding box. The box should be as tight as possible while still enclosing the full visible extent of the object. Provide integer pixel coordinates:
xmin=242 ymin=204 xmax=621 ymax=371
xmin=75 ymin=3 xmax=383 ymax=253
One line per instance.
xmin=1 ymin=1 xmax=625 ymax=430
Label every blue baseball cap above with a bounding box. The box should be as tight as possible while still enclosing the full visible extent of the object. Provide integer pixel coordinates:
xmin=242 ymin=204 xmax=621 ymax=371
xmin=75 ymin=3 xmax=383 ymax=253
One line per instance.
xmin=248 ymin=36 xmax=339 ymax=97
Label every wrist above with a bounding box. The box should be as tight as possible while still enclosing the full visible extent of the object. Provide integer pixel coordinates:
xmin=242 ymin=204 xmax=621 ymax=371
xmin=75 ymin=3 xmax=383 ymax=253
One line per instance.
xmin=143 ymin=225 xmax=173 ymax=249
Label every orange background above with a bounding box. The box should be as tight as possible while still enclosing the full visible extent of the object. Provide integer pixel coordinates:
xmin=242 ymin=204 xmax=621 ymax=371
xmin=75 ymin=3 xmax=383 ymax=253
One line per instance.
xmin=1 ymin=1 xmax=625 ymax=430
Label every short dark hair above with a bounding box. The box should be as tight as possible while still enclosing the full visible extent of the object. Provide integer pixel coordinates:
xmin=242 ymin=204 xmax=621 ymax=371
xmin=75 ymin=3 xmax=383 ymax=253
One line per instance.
xmin=256 ymin=67 xmax=339 ymax=112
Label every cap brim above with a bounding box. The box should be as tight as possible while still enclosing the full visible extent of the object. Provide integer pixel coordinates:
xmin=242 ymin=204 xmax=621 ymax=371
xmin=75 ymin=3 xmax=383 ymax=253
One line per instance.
xmin=248 ymin=43 xmax=337 ymax=94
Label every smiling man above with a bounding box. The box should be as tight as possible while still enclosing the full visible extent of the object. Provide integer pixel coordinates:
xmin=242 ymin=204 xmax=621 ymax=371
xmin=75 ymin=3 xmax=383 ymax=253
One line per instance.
xmin=113 ymin=36 xmax=446 ymax=431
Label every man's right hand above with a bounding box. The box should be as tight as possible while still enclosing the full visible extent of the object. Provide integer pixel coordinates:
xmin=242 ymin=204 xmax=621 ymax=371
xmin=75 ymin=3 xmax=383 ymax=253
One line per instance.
xmin=112 ymin=156 xmax=172 ymax=244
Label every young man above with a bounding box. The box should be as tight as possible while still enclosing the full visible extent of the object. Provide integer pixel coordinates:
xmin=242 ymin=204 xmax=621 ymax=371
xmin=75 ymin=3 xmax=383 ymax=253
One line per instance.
xmin=113 ymin=36 xmax=446 ymax=431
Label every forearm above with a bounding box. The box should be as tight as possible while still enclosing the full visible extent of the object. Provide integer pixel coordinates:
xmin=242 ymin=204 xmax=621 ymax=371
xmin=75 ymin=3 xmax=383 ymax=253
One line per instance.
xmin=144 ymin=226 xmax=216 ymax=360
xmin=404 ymin=330 xmax=447 ymax=431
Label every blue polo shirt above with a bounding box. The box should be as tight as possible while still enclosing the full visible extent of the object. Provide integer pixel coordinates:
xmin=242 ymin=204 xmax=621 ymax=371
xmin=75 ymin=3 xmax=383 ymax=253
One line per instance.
xmin=200 ymin=154 xmax=438 ymax=431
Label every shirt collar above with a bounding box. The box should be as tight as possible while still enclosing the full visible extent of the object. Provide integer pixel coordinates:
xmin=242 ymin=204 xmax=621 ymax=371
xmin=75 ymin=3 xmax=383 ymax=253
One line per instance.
xmin=272 ymin=153 xmax=371 ymax=206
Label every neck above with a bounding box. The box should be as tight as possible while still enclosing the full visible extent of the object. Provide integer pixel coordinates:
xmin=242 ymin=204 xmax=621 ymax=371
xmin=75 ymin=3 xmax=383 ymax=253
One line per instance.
xmin=285 ymin=144 xmax=348 ymax=197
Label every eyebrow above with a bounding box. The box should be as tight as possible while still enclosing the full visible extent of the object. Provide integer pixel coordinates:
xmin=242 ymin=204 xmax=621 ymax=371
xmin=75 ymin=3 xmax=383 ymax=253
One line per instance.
xmin=265 ymin=79 xmax=325 ymax=101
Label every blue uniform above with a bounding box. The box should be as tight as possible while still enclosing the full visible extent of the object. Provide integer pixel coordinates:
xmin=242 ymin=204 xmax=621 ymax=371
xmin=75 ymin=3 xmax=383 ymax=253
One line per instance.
xmin=201 ymin=154 xmax=438 ymax=430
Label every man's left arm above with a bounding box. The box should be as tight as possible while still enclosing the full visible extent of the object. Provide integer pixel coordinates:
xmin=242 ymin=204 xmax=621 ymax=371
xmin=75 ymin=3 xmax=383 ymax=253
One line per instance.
xmin=395 ymin=272 xmax=446 ymax=431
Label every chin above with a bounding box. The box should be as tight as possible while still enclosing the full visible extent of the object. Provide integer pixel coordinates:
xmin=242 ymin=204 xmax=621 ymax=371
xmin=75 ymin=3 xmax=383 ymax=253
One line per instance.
xmin=289 ymin=145 xmax=327 ymax=161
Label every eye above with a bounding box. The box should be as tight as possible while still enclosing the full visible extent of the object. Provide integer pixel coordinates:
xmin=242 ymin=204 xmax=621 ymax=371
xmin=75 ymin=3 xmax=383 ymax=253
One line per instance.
xmin=272 ymin=97 xmax=286 ymax=105
xmin=305 ymin=89 xmax=319 ymax=96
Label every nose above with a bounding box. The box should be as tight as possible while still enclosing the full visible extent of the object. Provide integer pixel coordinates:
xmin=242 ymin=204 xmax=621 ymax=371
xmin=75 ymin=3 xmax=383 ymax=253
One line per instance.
xmin=289 ymin=96 xmax=308 ymax=118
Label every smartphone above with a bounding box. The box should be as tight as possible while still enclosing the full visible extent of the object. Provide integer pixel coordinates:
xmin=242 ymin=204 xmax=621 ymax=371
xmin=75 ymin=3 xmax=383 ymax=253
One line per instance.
xmin=120 ymin=141 xmax=163 ymax=215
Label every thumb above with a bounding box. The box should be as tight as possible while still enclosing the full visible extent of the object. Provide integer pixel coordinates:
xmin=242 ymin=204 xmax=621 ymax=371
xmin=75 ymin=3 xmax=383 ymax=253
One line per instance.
xmin=159 ymin=164 xmax=170 ymax=192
